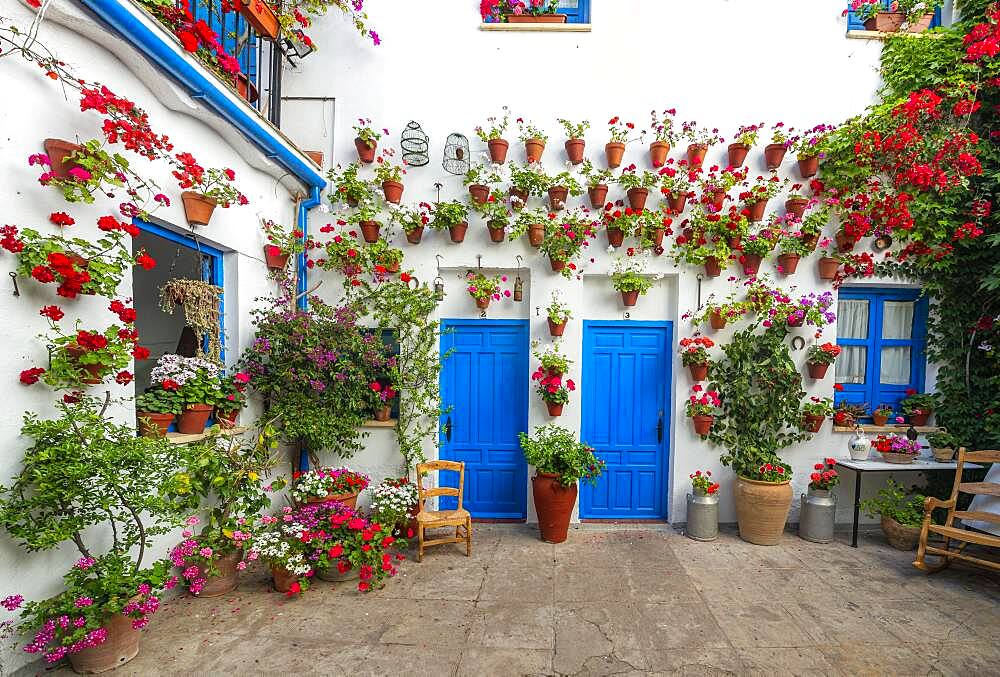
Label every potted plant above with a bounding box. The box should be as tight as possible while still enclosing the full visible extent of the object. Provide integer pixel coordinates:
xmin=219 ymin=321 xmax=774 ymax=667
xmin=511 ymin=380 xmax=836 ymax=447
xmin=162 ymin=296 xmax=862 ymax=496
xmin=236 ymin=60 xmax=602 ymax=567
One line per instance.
xmin=617 ymin=164 xmax=659 ymax=211
xmin=788 ymin=124 xmax=835 ymax=178
xmin=431 ymin=199 xmax=470 ymax=243
xmin=539 ymin=208 xmax=596 ymax=276
xmin=739 ymin=173 xmax=787 ymax=223
xmin=764 ymin=122 xmax=794 ymax=169
xmin=728 ymin=123 xmax=764 ymax=168
xmin=262 ymin=219 xmax=304 ymax=270
xmin=327 ymin=162 xmax=373 ymax=207
xmin=247 ymin=512 xmax=315 ymax=594
xmin=463 ymin=163 xmax=498 ymax=204
xmin=871 ymin=434 xmax=922 ymax=464
xmin=648 ymin=108 xmax=677 ymax=167
xmin=686 ymin=470 xmax=721 ymax=541
xmin=581 ymin=160 xmax=613 ymax=208
xmin=872 ymin=403 xmax=893 ymax=427
xmin=776 ymin=228 xmax=812 ymax=275
xmin=150 ymin=354 xmax=223 ymax=435
xmin=517 ymin=117 xmax=548 ymax=163
xmin=817 ymin=237 xmax=841 ymax=280
xmin=670 ymin=222 xmax=731 ymax=278
xmin=546 ymin=293 xmax=572 ymax=336
xmin=805 ymin=342 xmax=841 ymax=379
xmin=135 ymin=387 xmax=182 ymax=438
xmin=531 ymin=346 xmax=575 ymax=417
xmin=509 ymin=161 xmax=548 ymax=210
xmin=605 ymin=116 xmax=642 ymax=168
xmin=495 ymin=0 xmax=567 ymax=23
xmin=235 ymin=0 xmax=280 ymax=38
xmin=679 ymin=336 xmax=714 ymax=381
xmin=179 ymin=165 xmax=248 ymax=226
xmin=680 ymin=121 xmax=723 ymax=166
xmin=367 ymin=240 xmax=404 ymax=274
xmin=546 ymin=170 xmax=584 ymax=211
xmin=558 ymin=118 xmax=590 ymax=164
xmin=353 ymin=117 xmax=383 ymax=163
xmin=348 ymin=204 xmax=383 ymax=244
xmin=35 ymin=321 xmax=136 ymax=389
xmin=513 ymin=208 xmax=549 ymax=247
xmin=214 ymin=374 xmax=249 ymax=428
xmin=799 ymin=458 xmax=840 ymax=544
xmin=686 ymin=384 xmax=721 ymax=436
xmin=303 ymin=501 xmax=401 ymax=590
xmin=466 ymin=270 xmax=509 ymax=309
xmin=900 ymin=390 xmax=937 ymax=426
xmin=785 ymin=183 xmax=811 ymax=218
xmin=698 ymin=166 xmax=746 ymax=211
xmin=473 ymin=191 xmax=513 ymax=242
xmin=859 ymin=479 xmax=927 ymax=550
xmin=290 ymin=466 xmax=370 ymax=507
xmin=658 ymin=158 xmax=696 ymax=214
xmin=927 ymin=429 xmax=958 ymax=461
xmin=369 ymin=477 xmax=420 ymax=538
xmin=801 ymin=396 xmax=834 ymax=433
xmin=374 ymin=148 xmax=406 ymax=203
xmin=849 ymin=0 xmax=939 ymax=33
xmin=518 ymin=425 xmax=605 ymax=543
xmin=392 ymin=203 xmax=431 ymax=245
xmin=611 ymin=253 xmax=658 ymax=307
xmin=475 ymin=107 xmax=511 ymax=164
xmin=370 ymin=381 xmax=398 ymax=421
xmin=739 ymin=232 xmax=776 ymax=276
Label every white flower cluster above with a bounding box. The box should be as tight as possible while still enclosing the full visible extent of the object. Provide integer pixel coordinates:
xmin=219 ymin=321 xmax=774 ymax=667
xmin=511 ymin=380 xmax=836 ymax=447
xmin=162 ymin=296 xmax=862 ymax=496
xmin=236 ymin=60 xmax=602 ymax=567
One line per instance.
xmin=150 ymin=354 xmax=219 ymax=385
xmin=371 ymin=482 xmax=418 ymax=514
xmin=251 ymin=524 xmax=312 ymax=575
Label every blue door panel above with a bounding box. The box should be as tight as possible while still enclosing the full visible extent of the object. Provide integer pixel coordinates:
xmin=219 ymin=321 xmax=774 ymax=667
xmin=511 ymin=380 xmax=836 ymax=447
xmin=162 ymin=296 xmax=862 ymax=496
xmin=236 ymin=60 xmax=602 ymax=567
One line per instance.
xmin=440 ymin=320 xmax=528 ymax=519
xmin=581 ymin=321 xmax=671 ymax=519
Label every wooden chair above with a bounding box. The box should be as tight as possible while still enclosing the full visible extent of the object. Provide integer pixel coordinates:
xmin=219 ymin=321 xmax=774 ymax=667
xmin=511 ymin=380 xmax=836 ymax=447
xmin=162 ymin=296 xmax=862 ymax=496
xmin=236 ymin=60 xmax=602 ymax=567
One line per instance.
xmin=914 ymin=447 xmax=1000 ymax=573
xmin=414 ymin=460 xmax=472 ymax=562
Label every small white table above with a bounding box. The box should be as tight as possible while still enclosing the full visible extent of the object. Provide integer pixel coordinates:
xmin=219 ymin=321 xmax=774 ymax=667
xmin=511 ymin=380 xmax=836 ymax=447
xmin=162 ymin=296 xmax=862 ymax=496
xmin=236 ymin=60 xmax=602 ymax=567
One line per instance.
xmin=835 ymin=457 xmax=983 ymax=547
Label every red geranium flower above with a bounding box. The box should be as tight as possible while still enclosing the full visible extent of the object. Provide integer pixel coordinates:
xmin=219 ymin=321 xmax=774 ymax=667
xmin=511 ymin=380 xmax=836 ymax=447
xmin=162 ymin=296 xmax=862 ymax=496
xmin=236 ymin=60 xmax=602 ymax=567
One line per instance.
xmin=19 ymin=367 xmax=45 ymax=385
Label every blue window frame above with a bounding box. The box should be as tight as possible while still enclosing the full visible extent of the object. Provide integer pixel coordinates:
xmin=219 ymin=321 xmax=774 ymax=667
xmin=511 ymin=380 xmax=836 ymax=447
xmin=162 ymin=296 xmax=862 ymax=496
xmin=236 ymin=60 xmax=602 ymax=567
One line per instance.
xmin=846 ymin=1 xmax=941 ymax=30
xmin=556 ymin=0 xmax=590 ymax=23
xmin=834 ymin=288 xmax=928 ymax=418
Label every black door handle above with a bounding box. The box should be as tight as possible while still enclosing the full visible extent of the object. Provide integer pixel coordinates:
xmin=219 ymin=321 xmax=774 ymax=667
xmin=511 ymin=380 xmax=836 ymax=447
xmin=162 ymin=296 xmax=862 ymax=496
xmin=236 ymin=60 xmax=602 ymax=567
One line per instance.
xmin=445 ymin=416 xmax=452 ymax=442
xmin=656 ymin=415 xmax=664 ymax=443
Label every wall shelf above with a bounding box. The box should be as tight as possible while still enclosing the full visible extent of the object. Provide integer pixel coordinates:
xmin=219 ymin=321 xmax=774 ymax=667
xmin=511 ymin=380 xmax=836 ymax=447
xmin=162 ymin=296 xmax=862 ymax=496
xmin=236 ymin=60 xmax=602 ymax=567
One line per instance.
xmin=165 ymin=426 xmax=248 ymax=444
xmin=832 ymin=424 xmax=942 ymax=434
xmin=362 ymin=419 xmax=397 ymax=428
xmin=479 ymin=23 xmax=591 ymax=32
xmin=846 ymin=29 xmax=943 ymax=40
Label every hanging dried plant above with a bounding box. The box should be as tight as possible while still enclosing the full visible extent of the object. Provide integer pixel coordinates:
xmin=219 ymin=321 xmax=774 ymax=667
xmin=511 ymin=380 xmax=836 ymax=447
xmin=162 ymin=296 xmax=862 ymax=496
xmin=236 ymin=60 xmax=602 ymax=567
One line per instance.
xmin=158 ymin=279 xmax=223 ymax=361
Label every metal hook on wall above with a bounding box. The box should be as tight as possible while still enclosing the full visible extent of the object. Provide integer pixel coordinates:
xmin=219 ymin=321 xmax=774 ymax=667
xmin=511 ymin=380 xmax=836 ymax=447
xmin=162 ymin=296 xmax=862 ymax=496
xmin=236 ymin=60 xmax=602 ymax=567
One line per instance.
xmin=790 ymin=336 xmax=806 ymax=351
xmin=477 ymin=254 xmax=483 ymax=271
xmin=9 ymin=271 xmax=20 ymax=297
xmin=515 ymin=255 xmax=523 ymax=270
xmin=696 ymin=273 xmax=704 ymax=310
xmin=434 ymin=182 xmax=443 ymax=204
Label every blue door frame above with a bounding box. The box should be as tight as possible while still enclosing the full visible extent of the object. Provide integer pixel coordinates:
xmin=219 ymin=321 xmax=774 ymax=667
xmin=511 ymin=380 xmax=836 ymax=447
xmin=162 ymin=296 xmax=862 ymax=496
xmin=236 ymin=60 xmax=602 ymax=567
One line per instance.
xmin=580 ymin=320 xmax=672 ymax=520
xmin=439 ymin=319 xmax=529 ymax=520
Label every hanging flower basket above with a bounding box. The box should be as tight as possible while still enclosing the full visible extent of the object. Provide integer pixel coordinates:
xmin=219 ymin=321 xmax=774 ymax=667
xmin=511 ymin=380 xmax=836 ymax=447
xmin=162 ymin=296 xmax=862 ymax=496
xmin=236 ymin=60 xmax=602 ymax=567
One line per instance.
xmin=181 ymin=191 xmax=217 ymax=226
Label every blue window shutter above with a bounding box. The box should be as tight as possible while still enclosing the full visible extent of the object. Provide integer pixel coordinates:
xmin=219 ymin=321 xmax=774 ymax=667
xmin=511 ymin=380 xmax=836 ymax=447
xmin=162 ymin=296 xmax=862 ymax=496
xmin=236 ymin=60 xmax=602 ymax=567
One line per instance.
xmin=846 ymin=1 xmax=943 ymax=30
xmin=556 ymin=0 xmax=590 ymax=23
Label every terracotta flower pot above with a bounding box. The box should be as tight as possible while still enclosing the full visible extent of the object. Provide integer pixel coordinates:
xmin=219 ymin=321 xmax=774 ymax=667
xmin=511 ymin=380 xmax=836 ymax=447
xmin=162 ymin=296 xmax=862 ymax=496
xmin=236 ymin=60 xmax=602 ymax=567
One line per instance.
xmin=236 ymin=0 xmax=279 ymax=38
xmin=648 ymin=228 xmax=665 ymax=249
xmin=548 ymin=318 xmax=567 ymax=337
xmin=215 ymin=408 xmax=240 ymax=429
xmin=777 ymin=253 xmax=800 ymax=275
xmin=264 ymin=246 xmax=289 ymax=270
xmin=833 ymin=412 xmax=855 ymax=428
xmin=43 ymin=138 xmax=84 ymax=180
xmin=872 ymin=413 xmax=889 ymax=426
xmin=475 ymin=296 xmax=491 ymax=310
xmin=605 ymin=142 xmax=625 ymax=169
xmin=67 ymin=612 xmax=140 ymax=674
xmin=565 ymin=139 xmax=586 ymax=165
xmin=191 ymin=550 xmax=242 ymax=598
xmin=692 ymin=415 xmax=714 ymax=436
xmin=488 ymin=138 xmax=509 ymax=164
xmin=304 ymin=490 xmax=359 ymax=508
xmin=449 ymin=222 xmax=468 ymax=243
xmin=836 ymin=231 xmax=856 ymax=252
xmin=271 ymin=565 xmax=299 ymax=593
xmin=626 ymin=187 xmax=649 ymax=211
xmin=709 ymin=311 xmax=727 ymax=331
xmin=728 ymin=236 xmax=743 ymax=251
xmin=687 ymin=144 xmax=708 ymax=166
xmin=546 ymin=401 xmax=563 ymax=417
xmin=802 ymin=233 xmax=819 ymax=251
xmin=548 ymin=186 xmax=569 ymax=211
xmin=688 ymin=363 xmax=709 ymax=382
xmin=881 ymin=516 xmax=921 ymax=550
xmin=177 ymin=404 xmax=213 ymax=435
xmin=137 ymin=412 xmax=174 ymax=438
xmin=507 ymin=13 xmax=567 ymax=23
xmin=802 ymin=413 xmax=825 ymax=433
xmin=525 ymin=138 xmax=545 ymax=163
xmin=588 ymin=184 xmax=609 ymax=209
xmin=509 ymin=188 xmax=528 ymax=210
xmin=469 ymin=184 xmax=490 ymax=204
xmin=909 ymin=412 xmax=931 ymax=426
xmin=487 ymin=221 xmax=506 ymax=243
xmin=649 ymin=141 xmax=670 ymax=168
xmin=748 ymin=200 xmax=768 ymax=222
xmin=380 ymin=260 xmax=400 ymax=274
xmin=727 ymin=143 xmax=749 ymax=168
xmin=742 ymin=253 xmax=762 ymax=276
xmin=734 ymin=476 xmax=792 ymax=546
xmin=818 ymin=257 xmax=839 ymax=280
xmin=549 ymin=259 xmax=567 ymax=275
xmin=764 ymin=143 xmax=787 ymax=170
xmin=704 ymin=257 xmax=722 ymax=278
xmin=620 ymin=289 xmax=639 ymax=307
xmin=234 ymin=73 xmax=259 ymax=104
xmin=606 ymin=228 xmax=624 ymax=248
xmin=798 ymin=155 xmax=820 ymax=179
xmin=785 ymin=198 xmax=808 ymax=219
xmin=528 ymin=223 xmax=545 ymax=247
xmin=304 ymin=150 xmax=324 ymax=166
xmin=382 ymin=180 xmax=404 ymax=204
xmin=65 ymin=344 xmax=104 ymax=385
xmin=807 ymin=362 xmax=829 ymax=380
xmin=667 ymin=193 xmax=688 ymax=214
xmin=405 ymin=227 xmax=424 ymax=245
xmin=532 ymin=473 xmax=577 ymax=544
xmin=181 ymin=191 xmax=217 ymax=226
xmin=375 ymin=405 xmax=392 ymax=422
xmin=355 ymin=137 xmax=377 ymax=163
xmin=708 ymin=190 xmax=726 ymax=210
xmin=360 ymin=220 xmax=380 ymax=243
xmin=864 ymin=12 xmax=934 ymax=33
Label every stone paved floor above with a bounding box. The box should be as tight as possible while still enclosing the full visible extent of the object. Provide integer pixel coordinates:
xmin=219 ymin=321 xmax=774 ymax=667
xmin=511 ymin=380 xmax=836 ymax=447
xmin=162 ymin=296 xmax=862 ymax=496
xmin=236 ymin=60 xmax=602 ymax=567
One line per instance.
xmin=37 ymin=524 xmax=1000 ymax=676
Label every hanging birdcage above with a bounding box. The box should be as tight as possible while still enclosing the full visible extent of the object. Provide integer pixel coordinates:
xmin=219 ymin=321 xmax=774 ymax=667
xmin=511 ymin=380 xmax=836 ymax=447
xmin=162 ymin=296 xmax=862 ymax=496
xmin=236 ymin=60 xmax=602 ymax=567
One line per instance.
xmin=443 ymin=133 xmax=470 ymax=175
xmin=400 ymin=121 xmax=429 ymax=167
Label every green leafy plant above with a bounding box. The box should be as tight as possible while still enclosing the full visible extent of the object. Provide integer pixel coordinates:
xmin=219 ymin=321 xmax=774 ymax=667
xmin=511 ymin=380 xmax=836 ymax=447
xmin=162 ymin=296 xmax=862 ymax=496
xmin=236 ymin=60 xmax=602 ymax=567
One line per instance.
xmin=36 ymin=319 xmax=137 ymax=390
xmin=430 ymin=199 xmax=469 ymax=230
xmin=539 ymin=208 xmax=597 ymax=277
xmin=546 ymin=170 xmax=584 ymax=199
xmin=373 ymin=147 xmax=405 ymax=184
xmin=327 ymin=163 xmax=373 ymax=206
xmin=860 ymin=478 xmax=927 ymax=527
xmin=533 ymin=342 xmax=571 ymax=375
xmin=509 ymin=162 xmax=549 ymax=198
xmin=135 ymin=387 xmax=183 ymax=415
xmin=475 ymin=107 xmax=510 ymax=143
xmin=546 ymin=292 xmax=572 ymax=323
xmin=353 ymin=117 xmax=383 ymax=149
xmin=517 ymin=117 xmax=548 ymax=143
xmin=263 ymin=219 xmax=306 ymax=257
xmin=580 ymin=159 xmax=613 ymax=188
xmin=801 ymin=396 xmax=835 ymax=417
xmin=900 ymin=391 xmax=938 ymax=415
xmin=611 ymin=254 xmax=657 ymax=294
xmin=557 ymin=118 xmax=590 ymax=139
xmin=518 ymin=425 xmax=605 ymax=487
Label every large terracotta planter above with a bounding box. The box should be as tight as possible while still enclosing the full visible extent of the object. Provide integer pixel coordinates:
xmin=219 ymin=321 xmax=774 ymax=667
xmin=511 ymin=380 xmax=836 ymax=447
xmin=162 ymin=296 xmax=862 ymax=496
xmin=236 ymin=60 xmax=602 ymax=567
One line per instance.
xmin=649 ymin=141 xmax=670 ymax=168
xmin=620 ymin=289 xmax=639 ymax=307
xmin=565 ymin=139 xmax=585 ymax=165
xmin=525 ymin=138 xmax=545 ymax=163
xmin=667 ymin=193 xmax=688 ymax=214
xmin=177 ymin=404 xmax=213 ymax=434
xmin=764 ymin=143 xmax=786 ymax=169
xmin=137 ymin=412 xmax=174 ymax=438
xmin=488 ymin=138 xmax=509 ymax=164
xmin=405 ymin=227 xmax=424 ymax=245
xmin=44 ymin=138 xmax=84 ymax=180
xmin=264 ymin=246 xmax=289 ymax=270
xmin=449 ymin=222 xmax=468 ymax=243
xmin=605 ymin=142 xmax=625 ymax=169
xmin=191 ymin=550 xmax=242 ymax=598
xmin=688 ymin=363 xmax=709 ymax=381
xmin=802 ymin=413 xmax=825 ymax=433
xmin=588 ymin=184 xmax=608 ymax=208
xmin=704 ymin=257 xmax=722 ymax=278
xmin=360 ymin=220 xmax=380 ymax=243
xmin=626 ymin=187 xmax=649 ymax=211
xmin=506 ymin=13 xmax=567 ymax=23
xmin=864 ymin=12 xmax=934 ymax=33
xmin=881 ymin=516 xmax=921 ymax=550
xmin=304 ymin=490 xmax=359 ymax=508
xmin=355 ymin=137 xmax=376 ymax=164
xmin=687 ymin=144 xmax=708 ymax=166
xmin=382 ymin=180 xmax=404 ymax=204
xmin=271 ymin=565 xmax=299 ymax=593
xmin=67 ymin=612 xmax=140 ymax=674
xmin=181 ymin=191 xmax=217 ymax=226
xmin=727 ymin=143 xmax=749 ymax=168
xmin=692 ymin=415 xmax=714 ymax=436
xmin=548 ymin=318 xmax=567 ymax=337
xmin=606 ymin=228 xmax=624 ymax=248
xmin=236 ymin=0 xmax=279 ymax=38
xmin=777 ymin=253 xmax=800 ymax=275
xmin=797 ymin=155 xmax=819 ymax=179
xmin=734 ymin=476 xmax=793 ymax=546
xmin=748 ymin=199 xmax=768 ymax=222
xmin=785 ymin=198 xmax=808 ymax=218
xmin=742 ymin=253 xmax=762 ymax=276
xmin=546 ymin=401 xmax=563 ymax=417
xmin=548 ymin=186 xmax=569 ymax=211
xmin=532 ymin=473 xmax=577 ymax=544
xmin=818 ymin=257 xmax=839 ymax=280
xmin=807 ymin=362 xmax=829 ymax=380
xmin=528 ymin=223 xmax=545 ymax=247
xmin=468 ymin=184 xmax=490 ymax=204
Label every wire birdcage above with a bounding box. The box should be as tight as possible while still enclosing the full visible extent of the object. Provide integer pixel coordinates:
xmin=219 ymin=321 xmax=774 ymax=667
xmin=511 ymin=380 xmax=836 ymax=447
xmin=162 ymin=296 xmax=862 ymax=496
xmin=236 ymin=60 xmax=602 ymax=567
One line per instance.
xmin=443 ymin=133 xmax=470 ymax=175
xmin=400 ymin=121 xmax=429 ymax=167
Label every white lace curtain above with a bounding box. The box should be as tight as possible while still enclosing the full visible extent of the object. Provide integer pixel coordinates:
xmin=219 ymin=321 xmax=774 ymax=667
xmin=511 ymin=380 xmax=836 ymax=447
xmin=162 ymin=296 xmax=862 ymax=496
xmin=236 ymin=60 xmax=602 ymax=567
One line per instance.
xmin=835 ymin=299 xmax=913 ymax=387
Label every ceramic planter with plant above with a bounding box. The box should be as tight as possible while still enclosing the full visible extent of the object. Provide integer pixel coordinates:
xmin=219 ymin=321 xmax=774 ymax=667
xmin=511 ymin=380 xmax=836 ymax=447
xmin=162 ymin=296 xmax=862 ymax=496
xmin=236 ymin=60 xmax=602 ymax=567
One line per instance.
xmin=367 ymin=239 xmax=404 ymax=274
xmin=872 ymin=434 xmax=923 ymax=463
xmin=370 ymin=381 xmax=398 ymax=421
xmin=713 ymin=206 xmax=751 ymax=253
xmin=514 ymin=208 xmax=550 ymax=247
xmin=848 ymin=0 xmax=940 ymax=33
xmin=739 ymin=173 xmax=788 ymax=222
xmin=546 ymin=293 xmax=572 ymax=337
xmin=321 ymin=230 xmax=366 ymax=277
xmin=727 ymin=122 xmax=764 ymax=168
xmin=698 ymin=166 xmax=746 ymax=212
xmin=647 ymin=108 xmax=677 ymax=167
xmin=158 ymin=278 xmax=224 ymax=360
xmin=797 ymin=205 xmax=829 ymax=249
xmin=150 ymin=354 xmax=223 ymax=435
xmin=475 ymin=107 xmax=511 ymax=164
xmin=369 ymin=477 xmax=420 ymax=538
xmin=801 ymin=396 xmax=834 ymax=433
xmin=482 ymin=0 xmax=565 ymax=22
xmin=30 ymin=317 xmax=137 ymax=389
xmin=601 ymin=201 xmax=654 ymax=249
xmin=670 ymin=222 xmax=731 ymax=278
xmin=262 ymin=218 xmax=305 ymax=270
xmin=680 ymin=121 xmax=723 ymax=167
xmin=290 ymin=466 xmax=370 ymax=507
xmin=805 ymin=342 xmax=841 ymax=379
xmin=235 ymin=0 xmax=280 ymax=38
xmin=580 ymin=160 xmax=613 ymax=208
xmin=900 ymin=390 xmax=937 ymax=426
xmin=508 ymin=161 xmax=548 ymax=210
xmin=775 ymin=228 xmax=813 ymax=276
xmin=799 ymin=458 xmax=840 ymax=543
xmin=463 ymin=163 xmax=501 ymax=204
xmin=517 ymin=117 xmax=548 ymax=164
xmin=816 ymin=237 xmax=841 ymax=280
xmin=927 ymin=430 xmax=958 ymax=461
xmin=765 ymin=122 xmax=794 ymax=169
xmin=605 ymin=116 xmax=643 ymax=168
xmin=557 ymin=118 xmax=590 ymax=164
xmin=539 ymin=208 xmax=596 ymax=276
xmin=348 ymin=204 xmax=383 ymax=243
xmin=353 ymin=117 xmax=384 ymax=163
xmin=393 ymin=202 xmax=432 ymax=245
xmin=859 ymin=479 xmax=928 ymax=549
xmin=214 ymin=374 xmax=249 ymax=428
xmin=519 ymin=425 xmax=604 ymax=543
xmin=871 ymin=403 xmax=894 ymax=426
xmin=135 ymin=387 xmax=182 ymax=438
xmin=787 ymin=123 xmax=835 ymax=179
xmin=327 ymin=162 xmax=373 ymax=207
xmin=474 ymin=191 xmax=513 ymax=242
xmin=373 ymin=148 xmax=406 ymax=204
xmin=833 ymin=400 xmax=868 ymax=428
xmin=686 ymin=384 xmax=721 ymax=436
xmin=545 ymin=170 xmax=584 ymax=211
xmin=430 ymin=199 xmax=471 ymax=243
xmin=532 ymin=365 xmax=576 ymax=418
xmin=658 ymin=158 xmax=697 ymax=214
xmin=739 ymin=232 xmax=776 ymax=276
xmin=617 ymin=164 xmax=659 ymax=211
xmin=246 ymin=513 xmax=315 ymax=594
xmin=679 ymin=336 xmax=714 ymax=381
xmin=466 ymin=270 xmax=510 ymax=310
xmin=176 ymin=161 xmax=248 ymax=226
xmin=611 ymin=252 xmax=658 ymax=306
xmin=784 ymin=184 xmax=811 ymax=218
xmin=733 ymin=461 xmax=794 ymax=546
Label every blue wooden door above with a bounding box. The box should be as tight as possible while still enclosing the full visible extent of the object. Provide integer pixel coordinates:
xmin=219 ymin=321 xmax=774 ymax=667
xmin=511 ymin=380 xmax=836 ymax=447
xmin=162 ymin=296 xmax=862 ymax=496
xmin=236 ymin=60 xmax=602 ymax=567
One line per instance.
xmin=580 ymin=321 xmax=671 ymax=519
xmin=439 ymin=320 xmax=529 ymax=519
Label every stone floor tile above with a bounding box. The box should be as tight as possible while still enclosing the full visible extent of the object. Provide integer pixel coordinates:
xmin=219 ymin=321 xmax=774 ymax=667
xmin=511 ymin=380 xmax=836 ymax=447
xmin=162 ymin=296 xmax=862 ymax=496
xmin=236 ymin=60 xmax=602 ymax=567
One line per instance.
xmin=738 ymin=646 xmax=838 ymax=676
xmin=706 ymin=600 xmax=817 ymax=649
xmin=910 ymin=640 xmax=1000 ymax=677
xmin=820 ymin=642 xmax=943 ymax=676
xmin=479 ymin=562 xmax=555 ymax=602
xmin=467 ymin=601 xmax=556 ymax=651
xmin=377 ymin=598 xmax=476 ymax=646
xmin=782 ymin=599 xmax=902 ymax=645
xmin=456 ymin=647 xmax=554 ymax=676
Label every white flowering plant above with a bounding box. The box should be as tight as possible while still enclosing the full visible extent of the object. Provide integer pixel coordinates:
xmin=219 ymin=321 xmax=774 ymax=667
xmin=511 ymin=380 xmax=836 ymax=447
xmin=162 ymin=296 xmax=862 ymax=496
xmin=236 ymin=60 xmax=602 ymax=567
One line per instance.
xmin=246 ymin=510 xmax=315 ymax=593
xmin=369 ymin=477 xmax=419 ymax=530
xmin=149 ymin=354 xmax=224 ymax=407
xmin=290 ymin=466 xmax=370 ymax=502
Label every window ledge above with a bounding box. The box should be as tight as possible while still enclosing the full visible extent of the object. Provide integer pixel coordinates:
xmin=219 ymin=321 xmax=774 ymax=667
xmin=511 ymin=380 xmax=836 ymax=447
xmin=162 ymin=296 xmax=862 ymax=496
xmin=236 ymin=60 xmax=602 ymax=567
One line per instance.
xmin=846 ymin=29 xmax=942 ymax=40
xmin=363 ymin=419 xmax=397 ymax=428
xmin=833 ymin=424 xmax=942 ymax=434
xmin=165 ymin=426 xmax=248 ymax=444
xmin=479 ymin=22 xmax=591 ymax=32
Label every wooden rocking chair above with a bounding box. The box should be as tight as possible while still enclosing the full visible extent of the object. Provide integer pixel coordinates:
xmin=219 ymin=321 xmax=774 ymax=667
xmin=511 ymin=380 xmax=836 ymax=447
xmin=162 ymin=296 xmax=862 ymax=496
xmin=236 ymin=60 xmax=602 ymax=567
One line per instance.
xmin=414 ymin=460 xmax=472 ymax=562
xmin=914 ymin=447 xmax=1000 ymax=573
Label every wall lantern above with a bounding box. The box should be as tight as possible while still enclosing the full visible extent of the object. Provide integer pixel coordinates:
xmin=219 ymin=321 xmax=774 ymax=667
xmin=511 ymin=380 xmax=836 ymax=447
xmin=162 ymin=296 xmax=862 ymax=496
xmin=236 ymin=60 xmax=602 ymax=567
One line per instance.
xmin=433 ymin=254 xmax=445 ymax=302
xmin=512 ymin=255 xmax=524 ymax=302
xmin=282 ymin=29 xmax=315 ymax=61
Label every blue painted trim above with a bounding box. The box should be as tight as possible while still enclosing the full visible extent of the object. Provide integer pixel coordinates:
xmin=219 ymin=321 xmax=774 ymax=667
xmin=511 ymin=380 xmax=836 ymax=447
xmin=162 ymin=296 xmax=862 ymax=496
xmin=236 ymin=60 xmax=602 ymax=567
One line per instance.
xmin=296 ymin=186 xmax=323 ymax=471
xmin=79 ymin=0 xmax=325 ymax=192
xmin=582 ymin=319 xmax=671 ymax=330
